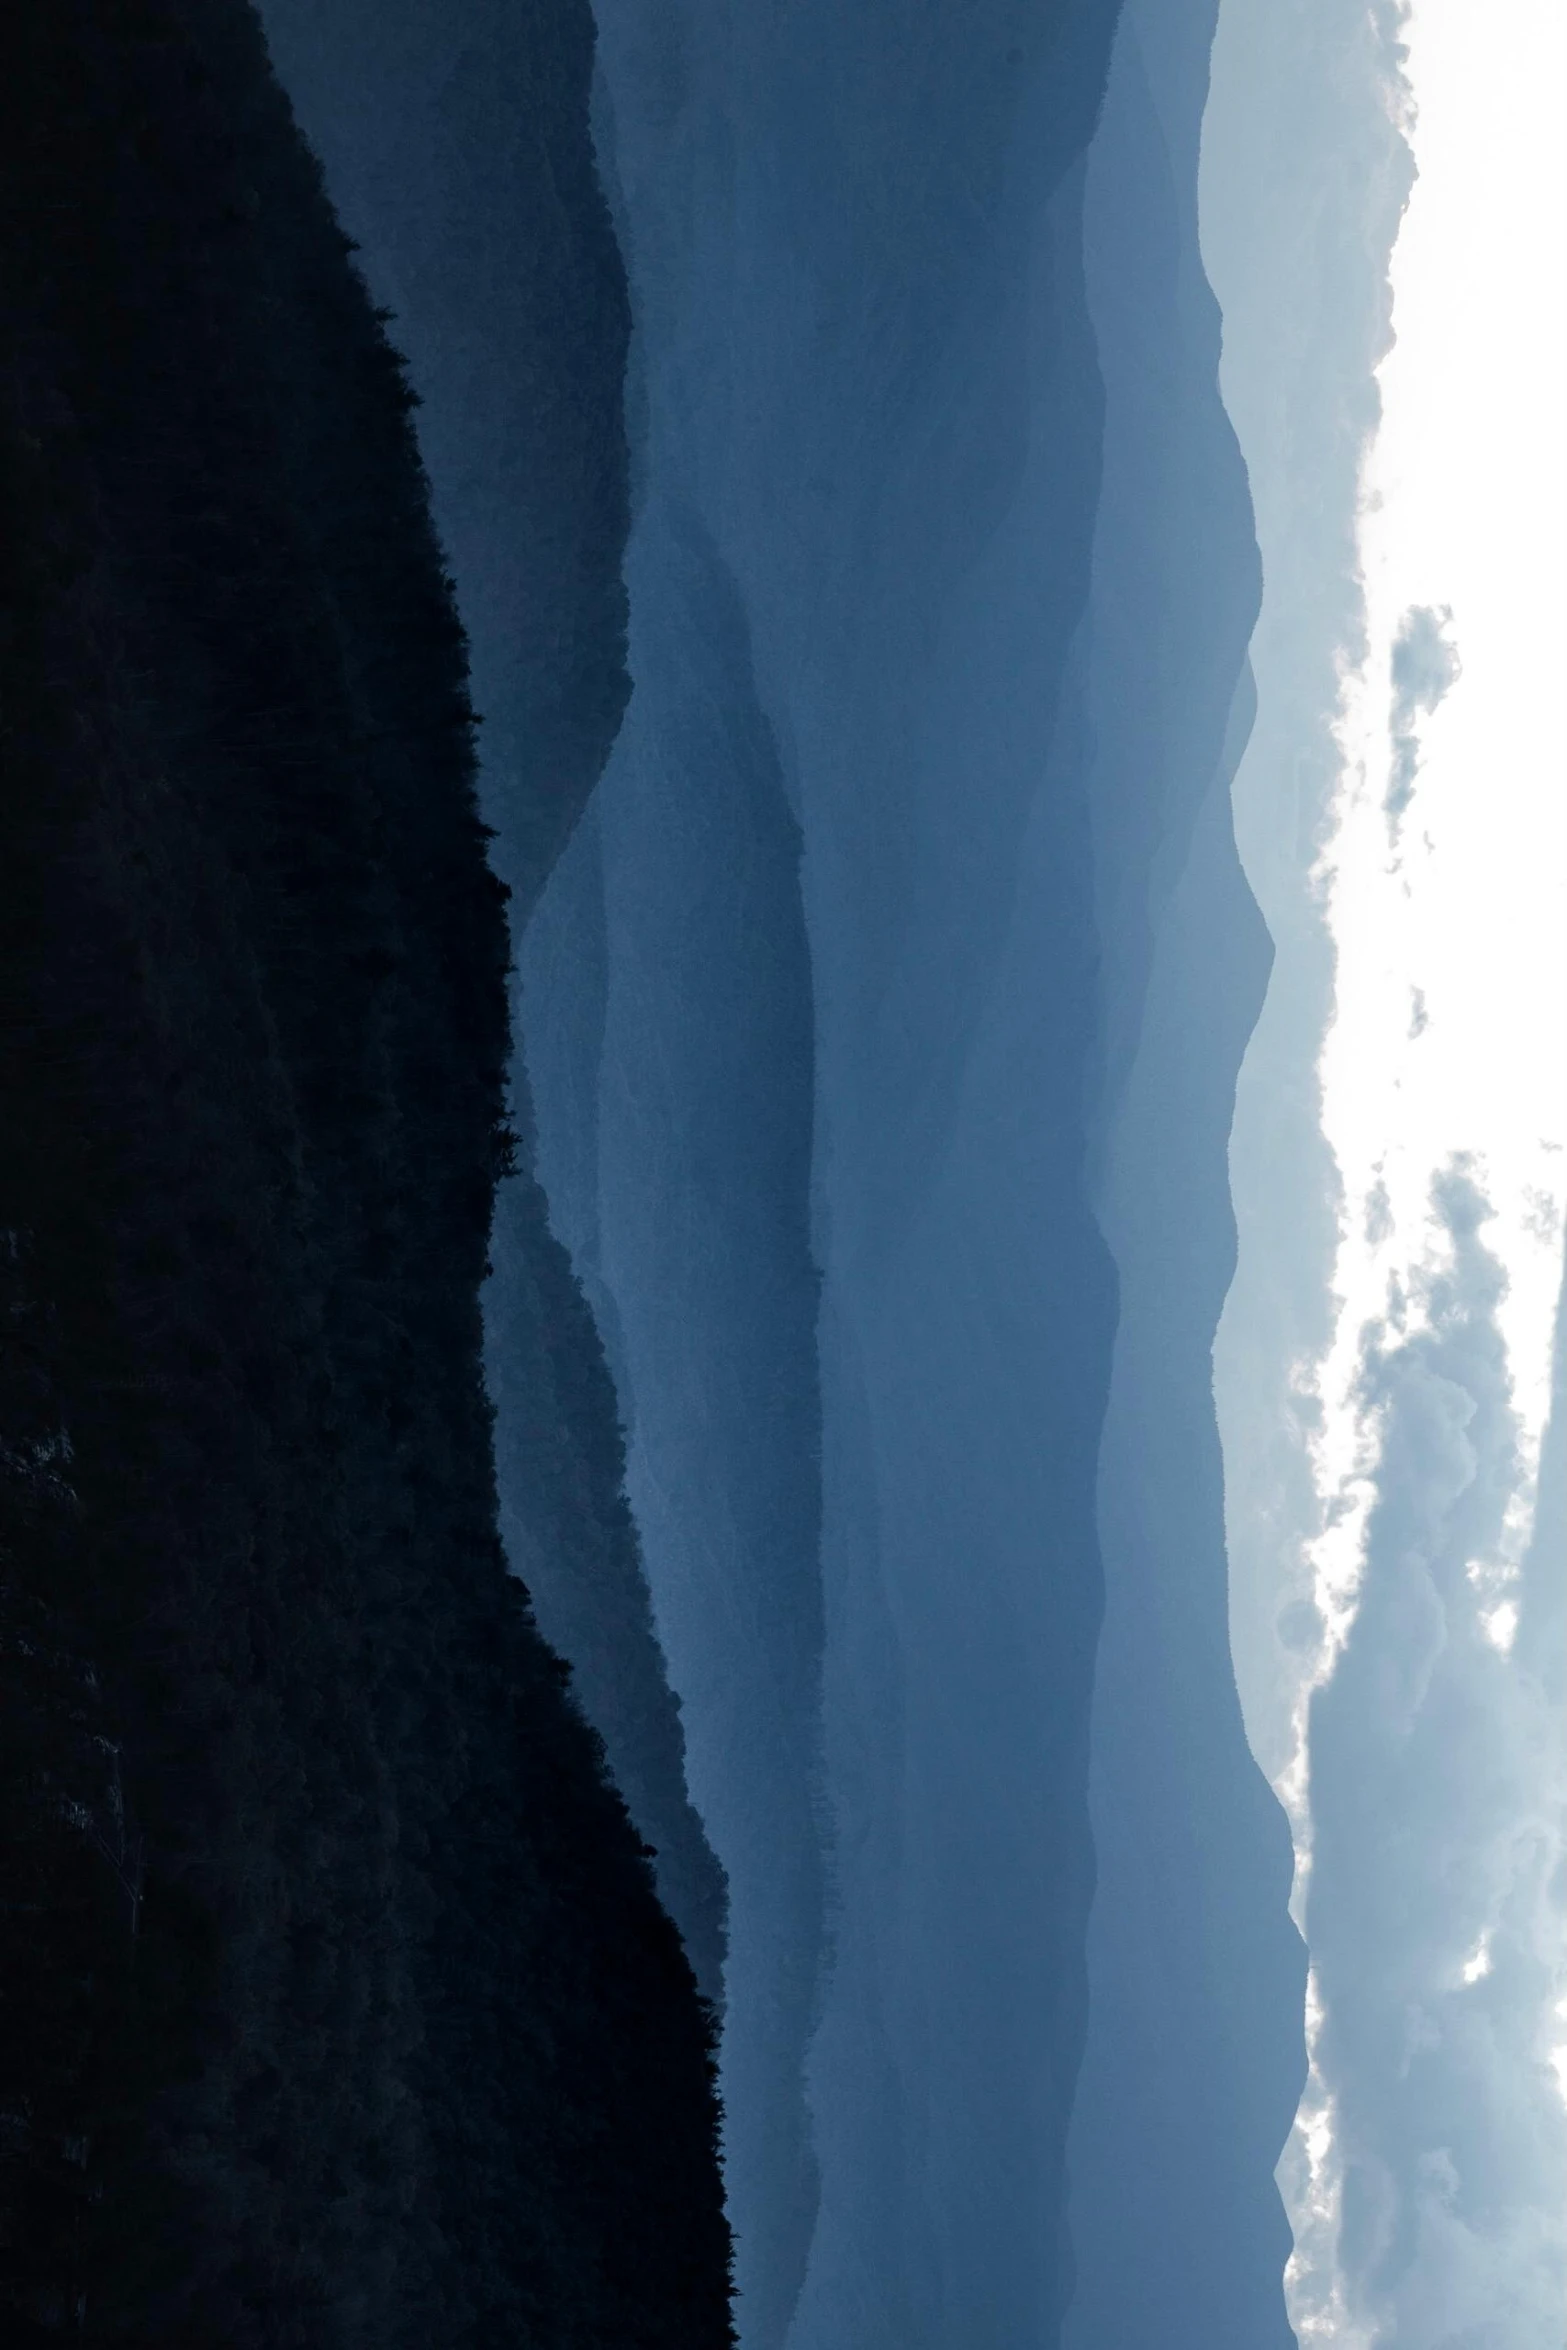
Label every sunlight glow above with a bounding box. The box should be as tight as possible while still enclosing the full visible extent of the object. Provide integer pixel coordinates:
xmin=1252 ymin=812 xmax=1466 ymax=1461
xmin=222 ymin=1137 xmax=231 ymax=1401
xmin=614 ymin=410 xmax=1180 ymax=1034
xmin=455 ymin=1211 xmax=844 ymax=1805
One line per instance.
xmin=1460 ymin=1934 xmax=1493 ymax=1990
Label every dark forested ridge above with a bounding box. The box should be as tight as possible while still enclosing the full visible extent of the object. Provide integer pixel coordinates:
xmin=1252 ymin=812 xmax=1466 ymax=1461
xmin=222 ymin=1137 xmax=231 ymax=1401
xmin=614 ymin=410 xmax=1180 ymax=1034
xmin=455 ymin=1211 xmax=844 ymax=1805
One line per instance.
xmin=252 ymin=0 xmax=637 ymax=922
xmin=0 ymin=2 xmax=731 ymax=2341
xmin=245 ymin=0 xmax=729 ymax=2004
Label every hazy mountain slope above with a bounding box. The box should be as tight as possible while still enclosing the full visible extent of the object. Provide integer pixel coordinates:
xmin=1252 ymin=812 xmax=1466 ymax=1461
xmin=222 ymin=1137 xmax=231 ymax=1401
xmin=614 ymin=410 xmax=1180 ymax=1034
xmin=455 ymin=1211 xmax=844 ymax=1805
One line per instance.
xmin=540 ymin=7 xmax=1125 ymax=2342
xmin=1065 ymin=4 xmax=1308 ymax=2343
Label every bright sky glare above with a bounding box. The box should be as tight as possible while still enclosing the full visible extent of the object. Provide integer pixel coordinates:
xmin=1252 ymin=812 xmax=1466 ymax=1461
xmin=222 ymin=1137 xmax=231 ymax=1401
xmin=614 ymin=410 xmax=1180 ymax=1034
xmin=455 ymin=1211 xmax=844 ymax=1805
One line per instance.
xmin=1268 ymin=0 xmax=1567 ymax=2339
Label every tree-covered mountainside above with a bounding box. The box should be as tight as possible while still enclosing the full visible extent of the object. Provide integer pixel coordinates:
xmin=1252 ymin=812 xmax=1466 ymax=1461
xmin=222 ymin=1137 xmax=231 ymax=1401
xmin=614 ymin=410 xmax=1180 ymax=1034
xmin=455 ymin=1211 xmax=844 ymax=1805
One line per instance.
xmin=0 ymin=2 xmax=732 ymax=2341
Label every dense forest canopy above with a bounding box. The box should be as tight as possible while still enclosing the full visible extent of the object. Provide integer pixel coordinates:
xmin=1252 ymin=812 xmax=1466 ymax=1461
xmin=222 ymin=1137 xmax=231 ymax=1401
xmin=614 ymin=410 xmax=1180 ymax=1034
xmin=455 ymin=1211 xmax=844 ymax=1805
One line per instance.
xmin=0 ymin=1 xmax=732 ymax=2340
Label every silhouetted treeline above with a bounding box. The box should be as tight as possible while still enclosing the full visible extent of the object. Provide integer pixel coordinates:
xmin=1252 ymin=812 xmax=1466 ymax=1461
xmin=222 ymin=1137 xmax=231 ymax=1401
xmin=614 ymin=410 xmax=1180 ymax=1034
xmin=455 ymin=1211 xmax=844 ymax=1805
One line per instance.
xmin=0 ymin=2 xmax=732 ymax=2341
xmin=485 ymin=1148 xmax=730 ymax=2003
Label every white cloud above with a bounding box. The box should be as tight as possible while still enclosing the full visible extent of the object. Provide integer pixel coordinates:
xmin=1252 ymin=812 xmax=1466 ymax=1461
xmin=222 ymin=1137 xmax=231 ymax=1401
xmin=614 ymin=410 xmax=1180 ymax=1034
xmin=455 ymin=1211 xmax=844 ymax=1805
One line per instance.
xmin=1207 ymin=0 xmax=1567 ymax=2334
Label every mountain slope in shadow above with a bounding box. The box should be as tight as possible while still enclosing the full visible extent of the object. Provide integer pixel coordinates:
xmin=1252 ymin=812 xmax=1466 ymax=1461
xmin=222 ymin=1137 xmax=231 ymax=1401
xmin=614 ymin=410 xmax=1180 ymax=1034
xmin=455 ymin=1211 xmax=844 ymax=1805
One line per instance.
xmin=0 ymin=3 xmax=731 ymax=2339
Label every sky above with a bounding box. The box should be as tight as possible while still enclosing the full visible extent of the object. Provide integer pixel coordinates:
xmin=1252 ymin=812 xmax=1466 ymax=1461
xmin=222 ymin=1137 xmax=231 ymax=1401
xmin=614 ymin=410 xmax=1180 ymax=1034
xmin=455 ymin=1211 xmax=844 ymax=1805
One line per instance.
xmin=1205 ymin=0 xmax=1567 ymax=2339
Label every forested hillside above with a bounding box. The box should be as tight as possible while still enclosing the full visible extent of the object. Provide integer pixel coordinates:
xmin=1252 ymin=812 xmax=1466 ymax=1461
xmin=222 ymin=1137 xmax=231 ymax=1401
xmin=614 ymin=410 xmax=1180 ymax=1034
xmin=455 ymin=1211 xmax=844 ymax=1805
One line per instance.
xmin=0 ymin=2 xmax=731 ymax=2340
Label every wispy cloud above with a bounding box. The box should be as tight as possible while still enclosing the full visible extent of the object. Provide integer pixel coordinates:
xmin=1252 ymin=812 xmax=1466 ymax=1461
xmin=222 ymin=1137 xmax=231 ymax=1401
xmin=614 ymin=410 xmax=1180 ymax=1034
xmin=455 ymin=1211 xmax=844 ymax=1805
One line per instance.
xmin=1385 ymin=602 xmax=1461 ymax=824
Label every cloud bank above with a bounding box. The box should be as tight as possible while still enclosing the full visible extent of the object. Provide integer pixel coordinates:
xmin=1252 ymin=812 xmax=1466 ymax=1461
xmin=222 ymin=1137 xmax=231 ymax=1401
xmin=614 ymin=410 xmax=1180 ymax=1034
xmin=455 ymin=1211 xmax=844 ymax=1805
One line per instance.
xmin=1302 ymin=1171 xmax=1567 ymax=2347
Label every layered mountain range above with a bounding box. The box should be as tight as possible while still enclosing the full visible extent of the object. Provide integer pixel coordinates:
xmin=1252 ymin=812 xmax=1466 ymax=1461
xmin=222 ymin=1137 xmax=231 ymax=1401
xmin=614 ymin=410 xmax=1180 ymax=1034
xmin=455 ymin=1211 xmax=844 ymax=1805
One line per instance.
xmin=261 ymin=0 xmax=1307 ymax=2341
